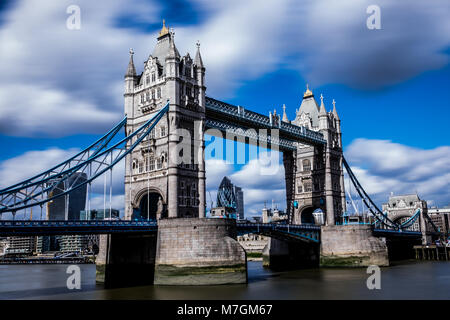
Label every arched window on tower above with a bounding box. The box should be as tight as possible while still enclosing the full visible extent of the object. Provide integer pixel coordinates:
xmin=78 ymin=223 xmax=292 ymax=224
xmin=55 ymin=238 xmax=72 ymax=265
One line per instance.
xmin=302 ymin=159 xmax=311 ymax=172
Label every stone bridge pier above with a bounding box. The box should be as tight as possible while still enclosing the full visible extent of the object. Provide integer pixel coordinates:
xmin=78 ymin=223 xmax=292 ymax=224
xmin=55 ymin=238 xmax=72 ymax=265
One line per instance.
xmin=96 ymin=218 xmax=247 ymax=287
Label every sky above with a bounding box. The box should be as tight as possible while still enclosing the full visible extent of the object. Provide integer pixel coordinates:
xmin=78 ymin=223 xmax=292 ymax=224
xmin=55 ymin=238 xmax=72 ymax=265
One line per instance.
xmin=0 ymin=0 xmax=449 ymax=219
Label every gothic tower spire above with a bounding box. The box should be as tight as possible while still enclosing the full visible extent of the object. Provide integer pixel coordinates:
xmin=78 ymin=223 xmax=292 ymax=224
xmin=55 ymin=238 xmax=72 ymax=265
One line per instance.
xmin=125 ymin=48 xmax=136 ymax=77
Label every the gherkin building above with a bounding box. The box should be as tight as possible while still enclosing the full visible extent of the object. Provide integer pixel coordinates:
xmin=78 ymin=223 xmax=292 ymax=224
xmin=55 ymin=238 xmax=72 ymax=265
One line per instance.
xmin=216 ymin=177 xmax=237 ymax=213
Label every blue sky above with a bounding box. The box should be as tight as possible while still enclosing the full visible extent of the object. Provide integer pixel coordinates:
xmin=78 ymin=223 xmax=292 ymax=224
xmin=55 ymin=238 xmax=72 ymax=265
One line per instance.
xmin=0 ymin=0 xmax=448 ymax=218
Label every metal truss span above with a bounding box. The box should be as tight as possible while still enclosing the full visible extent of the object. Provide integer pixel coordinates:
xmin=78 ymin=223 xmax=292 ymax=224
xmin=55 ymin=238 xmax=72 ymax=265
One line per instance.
xmin=0 ymin=102 xmax=169 ymax=214
xmin=205 ymin=97 xmax=326 ymax=148
xmin=0 ymin=117 xmax=127 ymax=194
xmin=236 ymin=222 xmax=320 ymax=243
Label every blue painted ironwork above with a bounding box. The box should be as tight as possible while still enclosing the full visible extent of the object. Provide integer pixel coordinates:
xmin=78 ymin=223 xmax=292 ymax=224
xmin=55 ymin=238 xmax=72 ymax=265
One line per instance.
xmin=0 ymin=219 xmax=157 ymax=236
xmin=0 ymin=102 xmax=169 ymax=214
xmin=344 ymin=157 xmax=442 ymax=237
xmin=205 ymin=97 xmax=326 ymax=147
xmin=343 ymin=157 xmax=403 ymax=230
xmin=0 ymin=117 xmax=127 ymax=194
xmin=236 ymin=222 xmax=321 ymax=243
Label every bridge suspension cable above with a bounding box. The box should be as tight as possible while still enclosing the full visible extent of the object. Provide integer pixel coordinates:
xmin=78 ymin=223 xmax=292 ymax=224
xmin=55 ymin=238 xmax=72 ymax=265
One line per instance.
xmin=0 ymin=117 xmax=127 ymax=195
xmin=343 ymin=157 xmax=441 ymax=234
xmin=0 ymin=102 xmax=169 ymax=214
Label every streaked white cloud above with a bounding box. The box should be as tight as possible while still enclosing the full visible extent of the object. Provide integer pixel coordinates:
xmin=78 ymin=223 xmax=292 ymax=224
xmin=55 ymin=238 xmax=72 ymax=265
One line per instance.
xmin=345 ymin=138 xmax=450 ymax=207
xmin=0 ymin=0 xmax=448 ymax=137
xmin=0 ymin=147 xmax=80 ymax=188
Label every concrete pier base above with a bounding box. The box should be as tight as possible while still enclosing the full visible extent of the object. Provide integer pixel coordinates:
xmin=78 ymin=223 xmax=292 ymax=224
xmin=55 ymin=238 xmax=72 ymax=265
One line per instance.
xmin=96 ymin=233 xmax=157 ymax=288
xmin=154 ymin=218 xmax=247 ymax=285
xmin=262 ymin=238 xmax=319 ymax=270
xmin=320 ymin=225 xmax=389 ymax=267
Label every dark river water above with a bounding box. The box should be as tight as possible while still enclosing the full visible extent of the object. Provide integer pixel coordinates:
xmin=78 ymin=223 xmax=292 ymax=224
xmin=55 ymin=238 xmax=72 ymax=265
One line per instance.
xmin=0 ymin=261 xmax=449 ymax=300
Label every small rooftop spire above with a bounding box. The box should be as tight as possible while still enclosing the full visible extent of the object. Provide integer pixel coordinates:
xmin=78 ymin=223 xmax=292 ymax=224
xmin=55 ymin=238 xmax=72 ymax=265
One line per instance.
xmin=125 ymin=48 xmax=136 ymax=77
xmin=303 ymin=83 xmax=313 ymax=98
xmin=159 ymin=19 xmax=169 ymax=37
xmin=319 ymin=94 xmax=327 ymax=115
xmin=332 ymin=99 xmax=340 ymax=120
xmin=194 ymin=40 xmax=204 ymax=67
xmin=166 ymin=28 xmax=180 ymax=59
xmin=282 ymin=104 xmax=289 ymax=122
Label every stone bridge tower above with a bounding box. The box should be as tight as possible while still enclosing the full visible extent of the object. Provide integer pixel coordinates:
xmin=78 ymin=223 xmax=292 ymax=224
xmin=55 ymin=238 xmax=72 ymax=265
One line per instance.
xmin=123 ymin=21 xmax=206 ymax=220
xmin=285 ymin=86 xmax=346 ymax=225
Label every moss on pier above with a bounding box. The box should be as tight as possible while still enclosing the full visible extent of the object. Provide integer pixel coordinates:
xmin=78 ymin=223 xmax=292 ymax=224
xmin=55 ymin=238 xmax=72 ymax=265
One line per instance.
xmin=320 ymin=255 xmax=371 ymax=267
xmin=155 ymin=263 xmax=246 ymax=276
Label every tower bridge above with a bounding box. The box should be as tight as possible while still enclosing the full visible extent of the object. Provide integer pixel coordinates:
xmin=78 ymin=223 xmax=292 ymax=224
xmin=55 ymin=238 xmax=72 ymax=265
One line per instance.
xmin=0 ymin=22 xmax=443 ymax=287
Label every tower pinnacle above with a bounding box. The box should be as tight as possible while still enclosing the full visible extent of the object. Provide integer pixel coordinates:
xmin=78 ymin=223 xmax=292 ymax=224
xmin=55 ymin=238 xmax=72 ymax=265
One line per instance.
xmin=282 ymin=104 xmax=289 ymax=122
xmin=125 ymin=48 xmax=136 ymax=77
xmin=332 ymin=99 xmax=340 ymax=120
xmin=159 ymin=19 xmax=169 ymax=37
xmin=303 ymin=83 xmax=313 ymax=98
xmin=319 ymin=94 xmax=327 ymax=115
xmin=194 ymin=40 xmax=204 ymax=67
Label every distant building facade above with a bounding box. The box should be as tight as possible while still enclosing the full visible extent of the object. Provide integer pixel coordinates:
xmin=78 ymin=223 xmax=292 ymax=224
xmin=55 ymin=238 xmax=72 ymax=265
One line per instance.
xmin=262 ymin=205 xmax=288 ymax=223
xmin=428 ymin=206 xmax=450 ymax=235
xmin=47 ymin=172 xmax=87 ymax=220
xmin=4 ymin=237 xmax=36 ymax=256
xmin=235 ymin=186 xmax=244 ymax=220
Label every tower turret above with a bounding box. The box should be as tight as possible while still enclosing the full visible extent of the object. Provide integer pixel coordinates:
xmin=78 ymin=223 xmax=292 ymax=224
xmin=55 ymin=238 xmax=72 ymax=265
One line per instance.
xmin=124 ymin=48 xmax=136 ymax=117
xmin=318 ymin=94 xmax=328 ymax=130
xmin=194 ymin=41 xmax=206 ymax=109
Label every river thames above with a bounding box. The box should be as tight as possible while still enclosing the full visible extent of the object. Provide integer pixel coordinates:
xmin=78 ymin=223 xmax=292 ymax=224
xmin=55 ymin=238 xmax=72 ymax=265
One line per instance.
xmin=1 ymin=261 xmax=449 ymax=300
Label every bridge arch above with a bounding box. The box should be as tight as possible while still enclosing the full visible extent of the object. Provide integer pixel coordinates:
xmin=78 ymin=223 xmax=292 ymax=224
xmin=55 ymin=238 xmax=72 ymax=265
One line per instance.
xmin=298 ymin=206 xmax=325 ymax=225
xmin=132 ymin=187 xmax=166 ymax=220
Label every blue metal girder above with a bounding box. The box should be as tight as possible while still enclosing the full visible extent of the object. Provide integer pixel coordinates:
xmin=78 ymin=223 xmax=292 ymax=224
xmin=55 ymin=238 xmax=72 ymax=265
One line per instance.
xmin=0 ymin=117 xmax=127 ymax=194
xmin=236 ymin=223 xmax=321 ymax=243
xmin=205 ymin=97 xmax=326 ymax=147
xmin=372 ymin=228 xmax=422 ymax=239
xmin=0 ymin=220 xmax=157 ymax=236
xmin=0 ymin=102 xmax=169 ymax=213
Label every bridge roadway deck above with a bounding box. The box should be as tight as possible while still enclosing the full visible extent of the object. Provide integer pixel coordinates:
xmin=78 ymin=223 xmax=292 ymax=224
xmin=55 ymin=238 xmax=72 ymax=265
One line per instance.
xmin=0 ymin=220 xmax=421 ymax=241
